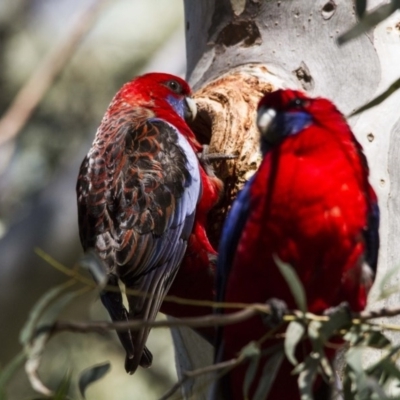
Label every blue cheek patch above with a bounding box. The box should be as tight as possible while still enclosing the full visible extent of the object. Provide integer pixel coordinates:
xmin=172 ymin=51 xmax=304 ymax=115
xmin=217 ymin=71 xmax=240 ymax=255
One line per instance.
xmin=276 ymin=111 xmax=313 ymax=137
xmin=261 ymin=111 xmax=313 ymax=155
xmin=166 ymin=95 xmax=184 ymax=119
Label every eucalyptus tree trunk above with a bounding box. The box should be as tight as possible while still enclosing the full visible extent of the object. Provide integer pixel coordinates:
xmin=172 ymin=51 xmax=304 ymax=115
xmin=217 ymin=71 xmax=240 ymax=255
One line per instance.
xmin=171 ymin=0 xmax=400 ymax=398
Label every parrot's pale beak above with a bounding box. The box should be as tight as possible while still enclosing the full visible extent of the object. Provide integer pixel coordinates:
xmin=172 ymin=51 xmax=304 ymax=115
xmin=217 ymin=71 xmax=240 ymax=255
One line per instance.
xmin=184 ymin=97 xmax=197 ymax=122
xmin=257 ymin=107 xmax=277 ymax=135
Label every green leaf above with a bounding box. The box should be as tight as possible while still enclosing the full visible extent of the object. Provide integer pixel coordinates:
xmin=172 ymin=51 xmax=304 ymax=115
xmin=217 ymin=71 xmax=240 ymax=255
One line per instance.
xmin=319 ymin=304 xmax=352 ymax=341
xmin=240 ymin=341 xmax=260 ymax=359
xmin=284 ymin=321 xmax=305 ymax=366
xmin=253 ymin=348 xmax=285 ymax=400
xmin=355 ymin=0 xmax=367 ymax=18
xmin=0 ymin=351 xmax=25 ymax=400
xmin=346 ymin=347 xmax=372 ymax=400
xmin=365 ymin=377 xmax=392 ymax=400
xmin=240 ymin=341 xmax=261 ymax=398
xmin=344 ymin=324 xmax=365 ymax=346
xmin=53 ymin=371 xmax=72 ymax=400
xmin=366 ymin=345 xmax=400 ymax=376
xmin=302 ymin=320 xmax=335 ymax=383
xmin=79 ymin=362 xmax=111 ymax=398
xmin=241 ymin=342 xmax=261 ymax=399
xmin=20 ymin=280 xmax=75 ymax=346
xmin=370 ymin=357 xmax=400 ymax=387
xmin=337 ymin=1 xmax=400 ymax=45
xmin=349 ymin=76 xmax=400 ymax=118
xmin=273 ymin=255 xmax=307 ymax=313
xmin=307 ymin=320 xmax=324 ymax=355
xmin=243 ymin=352 xmax=260 ymax=399
xmin=343 ymin=365 xmax=354 ymax=400
xmin=20 ymin=282 xmax=82 ymax=397
xmin=296 ymin=354 xmax=319 ymax=400
xmin=364 ymin=329 xmax=391 ymax=349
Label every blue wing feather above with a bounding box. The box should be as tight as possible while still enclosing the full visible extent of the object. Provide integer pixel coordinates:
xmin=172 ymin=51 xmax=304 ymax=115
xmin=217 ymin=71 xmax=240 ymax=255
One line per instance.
xmin=365 ymin=200 xmax=380 ymax=275
xmin=216 ymin=176 xmax=253 ymax=302
xmin=212 ymin=176 xmax=253 ymax=398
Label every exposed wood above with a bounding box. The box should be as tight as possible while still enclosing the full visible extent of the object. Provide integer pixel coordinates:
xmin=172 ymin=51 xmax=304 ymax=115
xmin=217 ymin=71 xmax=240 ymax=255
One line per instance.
xmin=189 ymin=65 xmax=290 ymax=244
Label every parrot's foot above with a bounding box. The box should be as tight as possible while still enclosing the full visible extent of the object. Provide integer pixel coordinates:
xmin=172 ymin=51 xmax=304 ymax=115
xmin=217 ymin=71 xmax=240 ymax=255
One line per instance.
xmin=198 ymin=144 xmax=238 ymax=162
xmin=197 ymin=145 xmax=237 ymax=176
xmin=263 ymin=298 xmax=288 ymax=328
xmin=323 ymin=301 xmax=351 ymax=318
xmin=207 ymin=252 xmax=218 ymax=266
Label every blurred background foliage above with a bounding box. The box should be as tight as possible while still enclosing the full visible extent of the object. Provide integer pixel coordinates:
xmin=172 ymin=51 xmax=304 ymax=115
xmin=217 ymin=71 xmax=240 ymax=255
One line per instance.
xmin=0 ymin=0 xmax=186 ymax=398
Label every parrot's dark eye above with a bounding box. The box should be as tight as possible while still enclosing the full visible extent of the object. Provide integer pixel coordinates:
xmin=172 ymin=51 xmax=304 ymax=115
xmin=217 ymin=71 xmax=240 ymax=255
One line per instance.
xmin=288 ymin=98 xmax=309 ymax=109
xmin=165 ymin=80 xmax=183 ymax=94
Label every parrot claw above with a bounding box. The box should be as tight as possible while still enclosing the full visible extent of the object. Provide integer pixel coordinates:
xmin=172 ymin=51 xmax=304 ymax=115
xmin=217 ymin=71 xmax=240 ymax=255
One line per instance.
xmin=207 ymin=252 xmax=218 ymax=266
xmin=263 ymin=298 xmax=288 ymax=328
xmin=197 ymin=145 xmax=237 ymax=176
xmin=323 ymin=301 xmax=352 ymax=318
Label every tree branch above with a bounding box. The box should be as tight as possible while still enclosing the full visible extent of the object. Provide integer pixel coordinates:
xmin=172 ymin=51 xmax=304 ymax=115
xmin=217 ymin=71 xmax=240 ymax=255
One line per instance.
xmin=33 ymin=303 xmax=400 ymax=340
xmin=0 ymin=0 xmax=107 ymax=148
xmin=158 ymin=357 xmax=240 ymax=400
xmin=39 ymin=306 xmax=264 ymax=337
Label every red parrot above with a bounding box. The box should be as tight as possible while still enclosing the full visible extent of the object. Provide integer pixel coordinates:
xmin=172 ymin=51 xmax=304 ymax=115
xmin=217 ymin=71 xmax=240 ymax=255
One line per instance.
xmin=76 ymin=73 xmax=221 ymax=374
xmin=213 ymin=89 xmax=379 ymax=399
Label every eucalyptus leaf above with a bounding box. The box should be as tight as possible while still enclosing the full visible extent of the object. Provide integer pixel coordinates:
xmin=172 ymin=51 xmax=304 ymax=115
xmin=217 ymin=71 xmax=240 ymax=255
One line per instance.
xmin=243 ymin=352 xmax=260 ymax=399
xmin=346 ymin=347 xmax=371 ymax=400
xmin=355 ymin=0 xmax=367 ymax=18
xmin=344 ymin=324 xmax=365 ymax=346
xmin=364 ymin=329 xmax=391 ymax=349
xmin=319 ymin=304 xmax=352 ymax=341
xmin=240 ymin=341 xmax=261 ymax=359
xmin=369 ymin=357 xmax=400 ymax=386
xmin=367 ymin=345 xmax=400 ymax=376
xmin=284 ymin=321 xmax=305 ymax=366
xmin=53 ymin=371 xmax=72 ymax=400
xmin=343 ymin=365 xmax=354 ymax=400
xmin=273 ymin=255 xmax=307 ymax=313
xmin=253 ymin=348 xmax=285 ymax=400
xmin=338 ymin=1 xmax=400 ymax=45
xmin=21 ymin=283 xmax=82 ymax=397
xmin=349 ymin=76 xmax=400 ymax=118
xmin=0 ymin=351 xmax=25 ymax=400
xmin=363 ymin=376 xmax=391 ymax=400
xmin=79 ymin=362 xmax=111 ymax=398
xmin=20 ymin=280 xmax=75 ymax=346
xmin=307 ymin=320 xmax=325 ymax=358
xmin=297 ymin=355 xmax=319 ymax=400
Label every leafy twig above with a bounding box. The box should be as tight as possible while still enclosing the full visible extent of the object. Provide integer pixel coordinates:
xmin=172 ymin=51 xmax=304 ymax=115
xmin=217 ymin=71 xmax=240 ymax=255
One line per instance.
xmin=158 ymin=358 xmax=240 ymax=400
xmin=337 ymin=0 xmax=400 ymax=45
xmin=0 ymin=0 xmax=108 ymax=148
xmin=31 ymin=303 xmax=400 ymax=341
xmin=348 ymin=76 xmax=400 ymax=117
xmin=39 ymin=306 xmax=266 ymax=336
xmin=35 ymin=248 xmax=267 ymax=311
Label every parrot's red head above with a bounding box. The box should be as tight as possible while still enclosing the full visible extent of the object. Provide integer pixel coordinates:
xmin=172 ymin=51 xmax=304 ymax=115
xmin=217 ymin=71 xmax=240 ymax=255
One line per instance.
xmin=109 ymin=72 xmax=197 ymax=123
xmin=256 ymin=89 xmax=341 ymax=154
xmin=257 ymin=89 xmax=310 ymax=112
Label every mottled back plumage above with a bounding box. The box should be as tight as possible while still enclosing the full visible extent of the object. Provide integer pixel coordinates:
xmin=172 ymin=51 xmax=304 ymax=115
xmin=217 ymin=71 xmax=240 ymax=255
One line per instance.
xmin=77 ymin=73 xmax=201 ymax=373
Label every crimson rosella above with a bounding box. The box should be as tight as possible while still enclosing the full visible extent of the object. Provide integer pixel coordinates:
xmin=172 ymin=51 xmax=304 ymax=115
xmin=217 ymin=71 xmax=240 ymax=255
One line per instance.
xmin=213 ymin=89 xmax=379 ymax=399
xmin=77 ymin=73 xmax=222 ymax=374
